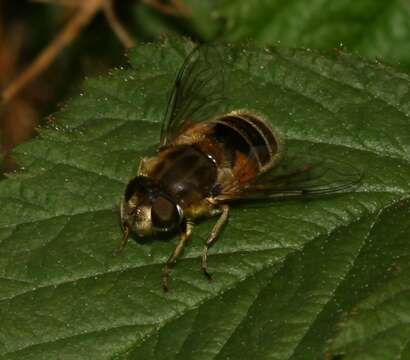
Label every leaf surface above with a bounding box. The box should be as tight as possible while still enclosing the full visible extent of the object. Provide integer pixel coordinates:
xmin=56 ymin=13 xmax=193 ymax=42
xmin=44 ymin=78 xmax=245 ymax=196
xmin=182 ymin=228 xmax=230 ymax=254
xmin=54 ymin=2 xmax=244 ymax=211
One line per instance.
xmin=0 ymin=38 xmax=409 ymax=359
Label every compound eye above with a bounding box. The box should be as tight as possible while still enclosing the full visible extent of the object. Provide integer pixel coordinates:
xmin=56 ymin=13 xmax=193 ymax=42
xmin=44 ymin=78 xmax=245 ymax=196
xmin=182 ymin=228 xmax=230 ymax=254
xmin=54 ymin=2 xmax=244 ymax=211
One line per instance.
xmin=151 ymin=195 xmax=179 ymax=230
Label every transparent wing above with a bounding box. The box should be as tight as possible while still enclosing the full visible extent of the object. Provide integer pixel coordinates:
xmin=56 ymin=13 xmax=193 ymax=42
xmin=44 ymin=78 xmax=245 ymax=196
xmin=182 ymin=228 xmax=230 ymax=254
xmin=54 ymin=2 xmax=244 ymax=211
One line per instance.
xmin=215 ymin=155 xmax=363 ymax=202
xmin=159 ymin=44 xmax=225 ymax=148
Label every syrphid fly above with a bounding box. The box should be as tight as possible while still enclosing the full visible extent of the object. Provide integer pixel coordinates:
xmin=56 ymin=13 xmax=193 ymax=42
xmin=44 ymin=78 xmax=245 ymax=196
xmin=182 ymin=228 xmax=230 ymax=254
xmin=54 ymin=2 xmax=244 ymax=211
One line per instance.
xmin=115 ymin=44 xmax=361 ymax=291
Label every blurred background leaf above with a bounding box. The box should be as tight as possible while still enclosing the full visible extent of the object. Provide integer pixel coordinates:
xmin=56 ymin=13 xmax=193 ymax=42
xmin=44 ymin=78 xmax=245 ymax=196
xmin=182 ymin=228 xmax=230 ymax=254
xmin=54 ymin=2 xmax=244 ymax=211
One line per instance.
xmin=181 ymin=0 xmax=410 ymax=69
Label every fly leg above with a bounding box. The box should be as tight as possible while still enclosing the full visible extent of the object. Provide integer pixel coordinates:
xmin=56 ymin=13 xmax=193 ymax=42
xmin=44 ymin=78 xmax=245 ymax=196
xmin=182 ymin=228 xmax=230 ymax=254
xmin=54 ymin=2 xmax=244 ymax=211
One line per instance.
xmin=114 ymin=199 xmax=130 ymax=256
xmin=162 ymin=221 xmax=194 ymax=292
xmin=202 ymin=204 xmax=229 ymax=281
xmin=113 ymin=225 xmax=129 ymax=256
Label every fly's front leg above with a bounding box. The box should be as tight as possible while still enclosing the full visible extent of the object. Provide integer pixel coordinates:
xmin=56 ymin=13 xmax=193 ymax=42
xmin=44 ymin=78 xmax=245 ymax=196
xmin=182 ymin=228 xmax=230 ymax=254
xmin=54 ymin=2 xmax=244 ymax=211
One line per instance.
xmin=114 ymin=199 xmax=129 ymax=256
xmin=113 ymin=224 xmax=129 ymax=256
xmin=162 ymin=221 xmax=194 ymax=292
xmin=202 ymin=204 xmax=229 ymax=281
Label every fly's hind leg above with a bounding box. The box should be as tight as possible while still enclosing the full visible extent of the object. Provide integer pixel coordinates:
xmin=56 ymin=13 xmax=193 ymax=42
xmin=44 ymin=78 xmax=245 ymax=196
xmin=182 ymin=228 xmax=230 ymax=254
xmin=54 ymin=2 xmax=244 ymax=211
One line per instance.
xmin=162 ymin=221 xmax=194 ymax=292
xmin=202 ymin=204 xmax=229 ymax=281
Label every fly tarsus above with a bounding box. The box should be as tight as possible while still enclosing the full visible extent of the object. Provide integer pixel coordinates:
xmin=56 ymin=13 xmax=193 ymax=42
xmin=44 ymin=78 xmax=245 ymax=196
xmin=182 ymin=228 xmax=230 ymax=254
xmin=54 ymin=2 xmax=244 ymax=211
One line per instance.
xmin=200 ymin=204 xmax=229 ymax=283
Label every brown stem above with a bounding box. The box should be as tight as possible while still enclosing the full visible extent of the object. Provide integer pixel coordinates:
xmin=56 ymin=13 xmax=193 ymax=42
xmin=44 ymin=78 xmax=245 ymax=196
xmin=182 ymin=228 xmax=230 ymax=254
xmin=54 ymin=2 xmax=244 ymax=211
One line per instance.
xmin=102 ymin=0 xmax=135 ymax=49
xmin=2 ymin=0 xmax=103 ymax=105
xmin=31 ymin=0 xmax=81 ymax=6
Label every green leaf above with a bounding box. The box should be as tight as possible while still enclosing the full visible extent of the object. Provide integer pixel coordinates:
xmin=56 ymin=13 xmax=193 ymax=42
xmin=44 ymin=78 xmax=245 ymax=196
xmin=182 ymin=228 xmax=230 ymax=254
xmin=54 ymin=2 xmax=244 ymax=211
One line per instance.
xmin=185 ymin=0 xmax=410 ymax=69
xmin=0 ymin=37 xmax=409 ymax=359
xmin=325 ymin=199 xmax=410 ymax=360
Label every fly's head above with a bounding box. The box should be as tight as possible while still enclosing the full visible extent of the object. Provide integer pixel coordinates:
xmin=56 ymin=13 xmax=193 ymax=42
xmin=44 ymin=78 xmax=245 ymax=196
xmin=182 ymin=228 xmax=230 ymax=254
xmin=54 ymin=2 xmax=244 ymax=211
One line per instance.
xmin=121 ymin=176 xmax=184 ymax=238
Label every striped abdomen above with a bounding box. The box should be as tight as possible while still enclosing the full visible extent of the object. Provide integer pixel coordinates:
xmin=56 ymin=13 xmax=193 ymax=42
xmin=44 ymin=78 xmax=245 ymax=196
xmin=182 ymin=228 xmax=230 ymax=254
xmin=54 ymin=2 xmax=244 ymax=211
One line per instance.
xmin=210 ymin=111 xmax=283 ymax=180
